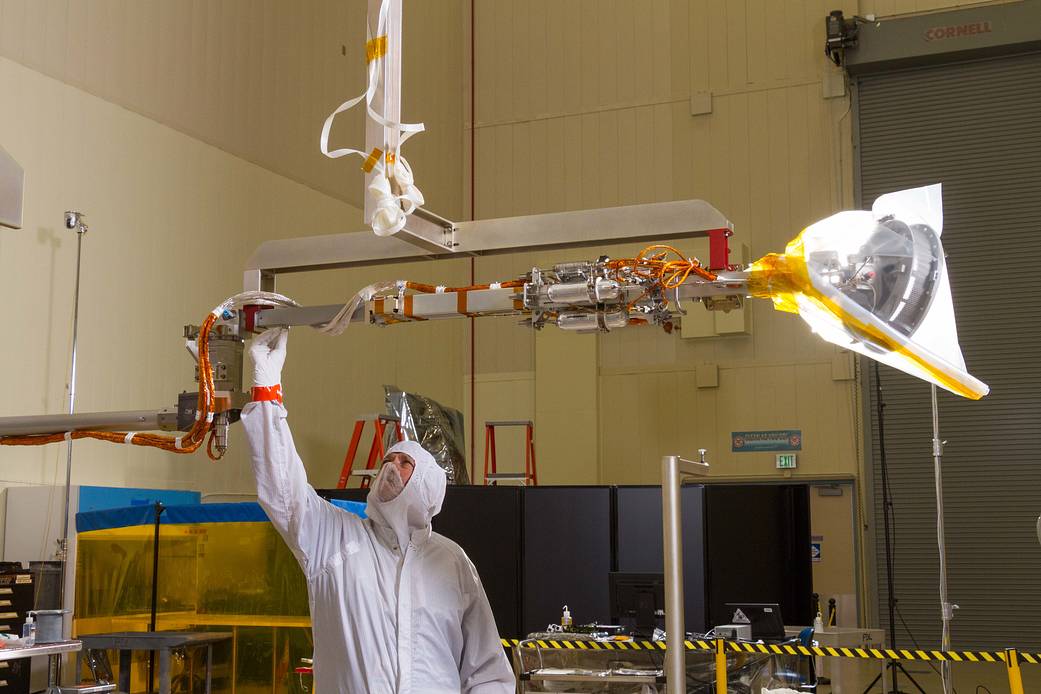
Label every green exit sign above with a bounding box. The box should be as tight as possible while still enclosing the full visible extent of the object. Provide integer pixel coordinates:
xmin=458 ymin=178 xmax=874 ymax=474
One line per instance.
xmin=776 ymin=454 xmax=798 ymax=469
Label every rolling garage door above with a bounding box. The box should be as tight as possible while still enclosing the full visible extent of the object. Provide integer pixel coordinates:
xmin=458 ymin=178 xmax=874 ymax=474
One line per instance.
xmin=857 ymin=51 xmax=1041 ymax=650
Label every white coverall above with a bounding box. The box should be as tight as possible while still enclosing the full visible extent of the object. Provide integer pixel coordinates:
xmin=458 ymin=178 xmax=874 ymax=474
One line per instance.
xmin=242 ymin=402 xmax=515 ymax=693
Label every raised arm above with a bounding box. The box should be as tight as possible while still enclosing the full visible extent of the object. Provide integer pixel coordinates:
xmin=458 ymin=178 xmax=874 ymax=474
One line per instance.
xmin=240 ymin=329 xmax=347 ymax=577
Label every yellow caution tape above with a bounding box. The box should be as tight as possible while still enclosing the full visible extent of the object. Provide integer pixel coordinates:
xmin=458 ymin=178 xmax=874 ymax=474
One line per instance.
xmin=498 ymin=638 xmax=1041 ymax=663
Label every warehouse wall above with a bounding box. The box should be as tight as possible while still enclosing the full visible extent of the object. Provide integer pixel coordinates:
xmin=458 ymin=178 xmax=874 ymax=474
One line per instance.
xmin=0 ymin=56 xmax=360 ymax=498
xmin=0 ymin=0 xmax=465 ymax=217
xmin=465 ymin=0 xmax=1009 ymax=485
xmin=0 ymin=55 xmax=471 ymax=506
xmin=2 ymin=0 xmax=1001 ymax=494
xmin=467 ymin=0 xmax=860 ymax=485
xmin=0 ymin=0 xmax=1009 ymax=584
xmin=462 ymin=0 xmax=1011 ymax=621
xmin=0 ymin=0 xmax=470 ymax=505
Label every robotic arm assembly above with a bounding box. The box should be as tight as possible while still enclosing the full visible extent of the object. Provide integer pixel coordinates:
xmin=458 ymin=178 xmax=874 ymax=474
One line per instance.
xmin=0 ymin=183 xmax=988 ymax=461
xmin=0 ymin=1 xmax=986 ymax=455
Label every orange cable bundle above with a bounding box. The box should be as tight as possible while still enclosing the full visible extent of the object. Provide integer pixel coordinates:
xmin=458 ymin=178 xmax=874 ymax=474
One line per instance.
xmin=1 ymin=312 xmax=224 ymax=460
xmin=607 ymin=244 xmax=717 ymax=288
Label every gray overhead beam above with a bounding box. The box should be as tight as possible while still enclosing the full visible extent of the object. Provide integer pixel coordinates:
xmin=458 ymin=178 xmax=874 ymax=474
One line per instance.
xmin=243 ymin=199 xmax=731 ymax=291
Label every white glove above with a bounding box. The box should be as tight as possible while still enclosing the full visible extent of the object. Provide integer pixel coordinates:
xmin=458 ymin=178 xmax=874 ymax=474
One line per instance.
xmin=249 ymin=328 xmax=288 ymax=388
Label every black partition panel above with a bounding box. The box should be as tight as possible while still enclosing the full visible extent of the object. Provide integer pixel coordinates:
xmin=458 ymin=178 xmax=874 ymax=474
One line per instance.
xmin=704 ymin=485 xmax=812 ymax=629
xmin=615 ymin=485 xmax=707 ymax=632
xmin=521 ymin=486 xmax=613 ymax=635
xmin=319 ymin=486 xmax=524 ymax=637
xmin=317 ymin=483 xmax=810 ymax=638
xmin=433 ymin=486 xmax=523 ymax=637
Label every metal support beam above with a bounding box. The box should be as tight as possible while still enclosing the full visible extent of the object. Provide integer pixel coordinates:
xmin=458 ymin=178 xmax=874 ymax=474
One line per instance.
xmin=0 ymin=409 xmax=178 ymax=437
xmin=391 ymin=210 xmax=456 ymax=253
xmin=243 ymin=199 xmax=732 ymax=290
xmin=250 ymin=272 xmax=750 ymax=331
xmin=364 ymin=0 xmax=401 ymax=225
xmin=662 ymin=453 xmax=710 ymax=692
xmin=255 ymin=304 xmax=362 ymax=330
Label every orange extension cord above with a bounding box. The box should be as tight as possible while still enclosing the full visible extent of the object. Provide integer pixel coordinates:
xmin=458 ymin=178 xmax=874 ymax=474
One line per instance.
xmin=0 ymin=312 xmax=224 ymax=460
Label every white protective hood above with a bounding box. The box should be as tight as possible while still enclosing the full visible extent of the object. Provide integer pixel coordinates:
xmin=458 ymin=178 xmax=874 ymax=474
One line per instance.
xmin=366 ymin=440 xmax=447 ymax=550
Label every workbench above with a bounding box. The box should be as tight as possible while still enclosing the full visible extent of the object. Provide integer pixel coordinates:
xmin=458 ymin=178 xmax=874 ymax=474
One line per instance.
xmin=76 ymin=632 xmax=230 ymax=694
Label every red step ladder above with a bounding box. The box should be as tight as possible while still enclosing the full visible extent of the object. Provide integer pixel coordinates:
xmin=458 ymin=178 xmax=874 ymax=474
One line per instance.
xmin=337 ymin=415 xmax=404 ymax=489
xmin=483 ymin=420 xmax=537 ymax=486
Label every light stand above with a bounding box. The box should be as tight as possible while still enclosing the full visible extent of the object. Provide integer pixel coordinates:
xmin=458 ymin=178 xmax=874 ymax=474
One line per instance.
xmin=931 ymin=384 xmax=956 ymax=694
xmin=58 ymin=212 xmax=88 ymax=577
xmin=55 ymin=211 xmax=88 ymax=688
xmin=863 ymin=362 xmax=926 ymax=694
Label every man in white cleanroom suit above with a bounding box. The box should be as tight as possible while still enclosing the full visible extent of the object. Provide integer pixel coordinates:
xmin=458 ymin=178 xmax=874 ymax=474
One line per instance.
xmin=241 ymin=328 xmax=515 ymax=693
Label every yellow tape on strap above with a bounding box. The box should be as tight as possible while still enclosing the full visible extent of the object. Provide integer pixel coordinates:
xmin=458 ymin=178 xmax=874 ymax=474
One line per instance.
xmin=366 ymin=35 xmax=388 ymax=63
xmin=361 ymin=148 xmax=383 ymax=173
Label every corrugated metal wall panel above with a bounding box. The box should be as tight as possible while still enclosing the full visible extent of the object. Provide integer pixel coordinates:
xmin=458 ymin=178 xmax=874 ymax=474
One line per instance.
xmin=857 ymin=51 xmax=1041 ymax=650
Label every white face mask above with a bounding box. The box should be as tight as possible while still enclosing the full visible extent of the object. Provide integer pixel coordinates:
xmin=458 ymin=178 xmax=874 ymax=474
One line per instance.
xmin=375 ymin=461 xmax=405 ymax=502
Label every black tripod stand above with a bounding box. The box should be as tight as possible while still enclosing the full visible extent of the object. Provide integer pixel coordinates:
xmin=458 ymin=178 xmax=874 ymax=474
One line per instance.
xmin=862 ymin=363 xmax=926 ymax=694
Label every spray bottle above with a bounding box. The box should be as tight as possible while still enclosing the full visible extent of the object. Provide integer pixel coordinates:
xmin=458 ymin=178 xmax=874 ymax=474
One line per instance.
xmin=561 ymin=605 xmax=573 ymax=630
xmin=21 ymin=614 xmax=35 ymax=646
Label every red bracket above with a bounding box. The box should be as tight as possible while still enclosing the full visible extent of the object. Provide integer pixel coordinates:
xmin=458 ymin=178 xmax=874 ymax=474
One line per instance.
xmin=242 ymin=304 xmax=274 ymax=334
xmin=706 ymin=227 xmax=735 ymax=271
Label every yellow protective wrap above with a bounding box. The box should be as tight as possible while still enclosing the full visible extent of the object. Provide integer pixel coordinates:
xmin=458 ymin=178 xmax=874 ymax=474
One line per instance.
xmin=747 ymin=231 xmax=986 ymax=400
xmin=746 ymin=235 xmax=809 ymax=315
xmin=76 ymin=520 xmax=313 ymax=693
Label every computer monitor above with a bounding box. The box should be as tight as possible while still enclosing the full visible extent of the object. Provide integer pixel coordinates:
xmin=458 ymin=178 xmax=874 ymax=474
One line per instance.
xmin=609 ymin=572 xmax=665 ymax=635
xmin=724 ymin=602 xmax=786 ymax=641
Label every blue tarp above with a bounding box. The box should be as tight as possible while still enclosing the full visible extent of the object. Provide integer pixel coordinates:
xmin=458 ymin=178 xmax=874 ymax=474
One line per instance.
xmin=78 ymin=485 xmax=201 ymax=513
xmin=76 ymin=498 xmax=367 ymax=533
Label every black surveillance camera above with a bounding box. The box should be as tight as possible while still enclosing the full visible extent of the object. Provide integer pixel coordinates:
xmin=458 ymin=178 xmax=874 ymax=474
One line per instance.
xmin=825 ymin=10 xmax=859 ymax=67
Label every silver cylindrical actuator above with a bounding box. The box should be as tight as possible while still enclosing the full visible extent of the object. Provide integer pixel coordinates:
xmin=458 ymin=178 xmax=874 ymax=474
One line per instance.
xmin=546 ymin=278 xmax=622 ymax=305
xmin=556 ymin=310 xmax=628 ymax=331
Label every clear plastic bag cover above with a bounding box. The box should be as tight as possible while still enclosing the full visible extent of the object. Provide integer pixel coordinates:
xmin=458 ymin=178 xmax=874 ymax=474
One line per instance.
xmin=749 ymin=184 xmax=988 ymax=399
xmin=384 ymin=385 xmax=470 ymax=484
xmin=514 ymin=642 xmax=804 ymax=693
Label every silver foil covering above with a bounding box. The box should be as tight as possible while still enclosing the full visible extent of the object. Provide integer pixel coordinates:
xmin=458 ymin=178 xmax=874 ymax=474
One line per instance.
xmin=384 ymin=386 xmax=470 ymax=485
